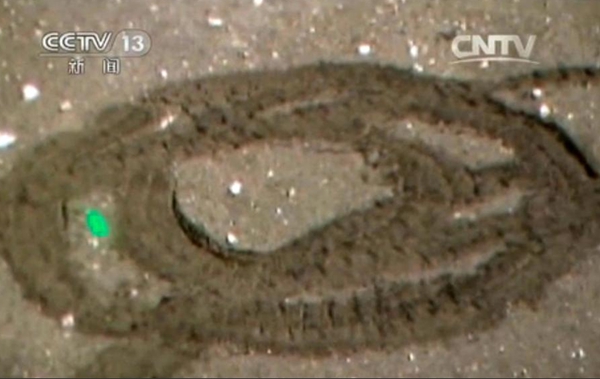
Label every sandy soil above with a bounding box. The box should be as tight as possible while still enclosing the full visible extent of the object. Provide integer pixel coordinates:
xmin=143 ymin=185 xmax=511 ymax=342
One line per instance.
xmin=0 ymin=0 xmax=600 ymax=377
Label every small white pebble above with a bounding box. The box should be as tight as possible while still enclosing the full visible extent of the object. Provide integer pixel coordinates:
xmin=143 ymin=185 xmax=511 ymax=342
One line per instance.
xmin=357 ymin=43 xmax=372 ymax=56
xmin=539 ymin=103 xmax=551 ymax=118
xmin=406 ymin=122 xmax=413 ymax=130
xmin=226 ymin=232 xmax=239 ymax=245
xmin=531 ymin=88 xmax=543 ymax=99
xmin=408 ymin=352 xmax=415 ymax=362
xmin=409 ymin=44 xmax=419 ymax=59
xmin=253 ymin=0 xmax=263 ymax=6
xmin=567 ymin=112 xmax=574 ymax=120
xmin=267 ymin=169 xmax=274 ymax=178
xmin=22 ymin=83 xmax=40 ymax=102
xmin=0 ymin=132 xmax=16 ymax=149
xmin=271 ymin=51 xmax=280 ymax=59
xmin=412 ymin=63 xmax=424 ymax=73
xmin=208 ymin=16 xmax=224 ymax=27
xmin=571 ymin=348 xmax=586 ymax=359
xmin=480 ymin=60 xmax=489 ymax=69
xmin=130 ymin=288 xmax=139 ymax=298
xmin=276 ymin=207 xmax=283 ymax=215
xmin=159 ymin=113 xmax=176 ymax=129
xmin=159 ymin=69 xmax=168 ymax=80
xmin=228 ymin=180 xmax=243 ymax=196
xmin=287 ymin=187 xmax=296 ymax=198
xmin=149 ymin=4 xmax=159 ymax=12
xmin=61 ymin=313 xmax=75 ymax=329
xmin=59 ymin=100 xmax=72 ymax=112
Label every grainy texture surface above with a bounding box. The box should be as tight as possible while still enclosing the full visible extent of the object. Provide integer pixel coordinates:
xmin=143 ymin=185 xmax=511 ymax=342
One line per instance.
xmin=1 ymin=0 xmax=600 ymax=377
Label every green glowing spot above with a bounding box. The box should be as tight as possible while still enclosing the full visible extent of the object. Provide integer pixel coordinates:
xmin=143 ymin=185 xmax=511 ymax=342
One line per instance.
xmin=85 ymin=209 xmax=111 ymax=238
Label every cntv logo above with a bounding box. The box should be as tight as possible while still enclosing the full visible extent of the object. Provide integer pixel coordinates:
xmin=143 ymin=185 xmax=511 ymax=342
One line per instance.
xmin=451 ymin=34 xmax=538 ymax=64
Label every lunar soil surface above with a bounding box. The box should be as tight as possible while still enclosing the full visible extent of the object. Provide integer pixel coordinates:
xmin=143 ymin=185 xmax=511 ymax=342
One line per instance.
xmin=2 ymin=63 xmax=600 ymax=376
